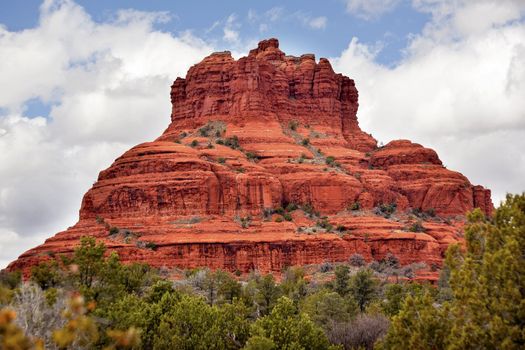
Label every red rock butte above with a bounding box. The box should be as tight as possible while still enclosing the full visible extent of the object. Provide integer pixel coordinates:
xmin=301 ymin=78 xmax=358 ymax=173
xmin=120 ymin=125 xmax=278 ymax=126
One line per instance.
xmin=8 ymin=39 xmax=493 ymax=278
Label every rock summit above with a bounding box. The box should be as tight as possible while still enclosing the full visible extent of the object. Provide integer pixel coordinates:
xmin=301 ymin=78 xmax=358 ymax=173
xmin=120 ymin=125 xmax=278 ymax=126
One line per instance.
xmin=9 ymin=39 xmax=493 ymax=278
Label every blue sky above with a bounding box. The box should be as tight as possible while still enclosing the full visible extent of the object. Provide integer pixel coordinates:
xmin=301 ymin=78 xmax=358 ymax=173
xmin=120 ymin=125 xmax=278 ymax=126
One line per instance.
xmin=0 ymin=0 xmax=524 ymax=268
xmin=1 ymin=0 xmax=430 ymax=119
xmin=1 ymin=0 xmax=429 ymax=64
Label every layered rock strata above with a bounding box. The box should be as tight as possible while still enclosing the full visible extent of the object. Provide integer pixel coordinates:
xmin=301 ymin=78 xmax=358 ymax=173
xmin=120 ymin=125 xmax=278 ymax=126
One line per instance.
xmin=8 ymin=39 xmax=493 ymax=277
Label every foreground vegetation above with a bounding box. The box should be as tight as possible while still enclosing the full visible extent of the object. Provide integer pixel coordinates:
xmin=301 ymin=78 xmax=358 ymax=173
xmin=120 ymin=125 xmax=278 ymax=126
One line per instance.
xmin=1 ymin=193 xmax=524 ymax=349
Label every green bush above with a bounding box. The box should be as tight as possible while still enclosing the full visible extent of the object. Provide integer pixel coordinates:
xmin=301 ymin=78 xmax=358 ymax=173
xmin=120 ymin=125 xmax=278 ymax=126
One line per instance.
xmin=224 ymin=136 xmax=240 ymax=149
xmin=0 ymin=270 xmax=21 ymax=289
xmin=199 ymin=126 xmax=209 ymax=137
xmin=375 ymin=202 xmax=397 ymax=218
xmin=31 ymin=261 xmax=61 ymax=290
xmin=285 ymin=203 xmax=298 ymax=212
xmin=274 ymin=206 xmax=285 ymax=215
xmin=412 ymin=207 xmax=437 ymax=219
xmin=301 ymin=203 xmax=319 ymax=218
xmin=408 ymin=220 xmax=426 ymax=232
xmin=319 ymin=262 xmax=333 ymax=273
xmin=301 ymin=289 xmax=357 ymax=328
xmin=325 ymin=156 xmax=336 ymax=165
xmin=382 ymin=253 xmax=400 ymax=269
xmin=240 ymin=216 xmax=251 ymax=228
xmin=263 ymin=208 xmax=273 ymax=219
xmin=349 ymin=253 xmax=365 ymax=267
xmin=245 ymin=152 xmax=258 ymax=161
xmin=349 ymin=268 xmax=378 ymax=312
xmin=248 ymin=297 xmax=332 ymax=350
xmin=145 ymin=242 xmax=158 ymax=251
xmin=334 ymin=265 xmax=350 ymax=296
xmin=349 ymin=201 xmax=360 ymax=211
xmin=316 ymin=219 xmax=333 ymax=231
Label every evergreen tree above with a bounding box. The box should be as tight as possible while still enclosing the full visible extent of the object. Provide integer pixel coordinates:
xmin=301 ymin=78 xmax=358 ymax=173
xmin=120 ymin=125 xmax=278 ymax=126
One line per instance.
xmin=254 ymin=274 xmax=281 ymax=316
xmin=446 ymin=195 xmax=525 ymax=349
xmin=334 ymin=265 xmax=350 ymax=296
xmin=378 ymin=293 xmax=450 ymax=350
xmin=153 ymin=295 xmax=249 ymax=349
xmin=381 ymin=284 xmax=404 ymax=317
xmin=71 ymin=236 xmax=106 ymax=289
xmin=216 ymin=270 xmax=242 ymax=304
xmin=30 ymin=261 xmax=61 ymax=290
xmin=380 ymin=193 xmax=525 ymax=349
xmin=280 ymin=267 xmax=307 ymax=304
xmin=300 ymin=289 xmax=357 ymax=328
xmin=248 ymin=296 xmax=335 ymax=350
xmin=349 ymin=268 xmax=377 ymax=312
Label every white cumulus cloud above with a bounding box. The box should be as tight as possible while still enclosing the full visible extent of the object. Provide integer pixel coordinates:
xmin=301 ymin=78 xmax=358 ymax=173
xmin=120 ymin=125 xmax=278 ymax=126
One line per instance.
xmin=344 ymin=0 xmax=401 ymax=20
xmin=1 ymin=0 xmax=524 ymax=270
xmin=0 ymin=0 xmax=212 ymax=268
xmin=223 ymin=14 xmax=240 ymax=44
xmin=333 ymin=0 xmax=525 ymax=207
xmin=308 ymin=16 xmax=328 ymax=29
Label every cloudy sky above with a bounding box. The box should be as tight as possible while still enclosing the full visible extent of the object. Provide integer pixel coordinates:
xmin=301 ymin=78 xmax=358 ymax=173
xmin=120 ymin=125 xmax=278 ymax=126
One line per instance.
xmin=1 ymin=0 xmax=524 ymax=268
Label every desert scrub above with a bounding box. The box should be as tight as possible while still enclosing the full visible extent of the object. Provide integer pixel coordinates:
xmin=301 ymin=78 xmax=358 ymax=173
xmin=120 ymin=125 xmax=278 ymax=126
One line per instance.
xmin=109 ymin=226 xmax=119 ymax=235
xmin=408 ymin=220 xmax=426 ymax=232
xmin=199 ymin=125 xmax=211 ymax=137
xmin=374 ymin=202 xmax=397 ymax=218
xmin=349 ymin=201 xmax=360 ymax=211
xmin=349 ymin=253 xmax=365 ymax=267
xmin=239 ymin=216 xmax=252 ymax=229
xmin=145 ymin=242 xmax=158 ymax=251
xmin=319 ymin=262 xmax=333 ymax=272
xmin=224 ymin=136 xmax=240 ymax=149
xmin=245 ymin=152 xmax=258 ymax=161
xmin=285 ymin=203 xmax=298 ymax=212
xmin=316 ymin=218 xmax=333 ymax=232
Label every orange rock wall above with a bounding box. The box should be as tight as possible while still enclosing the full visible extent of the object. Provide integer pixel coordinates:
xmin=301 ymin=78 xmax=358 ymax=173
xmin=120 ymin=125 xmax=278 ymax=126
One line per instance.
xmin=8 ymin=39 xmax=493 ymax=277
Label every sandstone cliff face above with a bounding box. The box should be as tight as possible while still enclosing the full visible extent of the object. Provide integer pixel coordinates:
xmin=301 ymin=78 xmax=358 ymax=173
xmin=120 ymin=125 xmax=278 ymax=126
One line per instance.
xmin=8 ymin=39 xmax=493 ymax=277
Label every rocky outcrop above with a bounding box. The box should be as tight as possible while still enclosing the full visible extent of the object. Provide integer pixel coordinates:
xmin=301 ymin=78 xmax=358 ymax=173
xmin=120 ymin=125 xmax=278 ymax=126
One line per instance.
xmin=7 ymin=39 xmax=493 ymax=277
